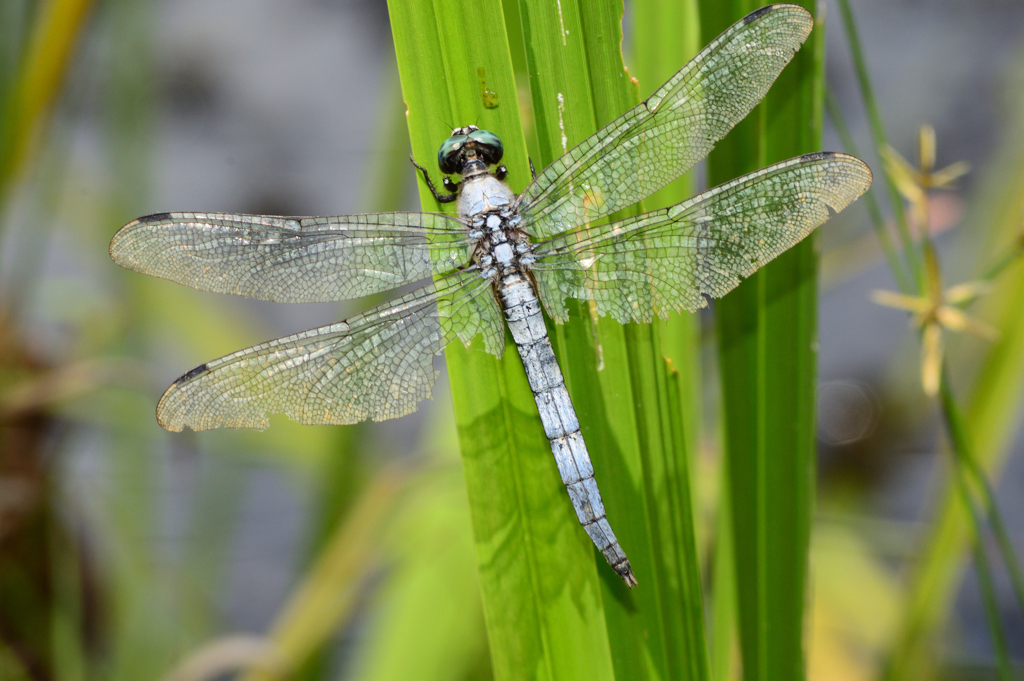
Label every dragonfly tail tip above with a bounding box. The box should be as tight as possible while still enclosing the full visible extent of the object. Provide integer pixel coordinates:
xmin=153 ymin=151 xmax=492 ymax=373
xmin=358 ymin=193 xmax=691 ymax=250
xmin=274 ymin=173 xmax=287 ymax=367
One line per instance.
xmin=616 ymin=562 xmax=638 ymax=588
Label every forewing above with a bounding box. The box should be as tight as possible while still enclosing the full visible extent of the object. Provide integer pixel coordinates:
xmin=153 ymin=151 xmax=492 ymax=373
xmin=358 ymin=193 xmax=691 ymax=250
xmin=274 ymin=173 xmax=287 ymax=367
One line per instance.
xmin=156 ymin=268 xmax=504 ymax=432
xmin=518 ymin=5 xmax=813 ymax=237
xmin=110 ymin=211 xmax=470 ymax=302
xmin=531 ymin=153 xmax=872 ymax=323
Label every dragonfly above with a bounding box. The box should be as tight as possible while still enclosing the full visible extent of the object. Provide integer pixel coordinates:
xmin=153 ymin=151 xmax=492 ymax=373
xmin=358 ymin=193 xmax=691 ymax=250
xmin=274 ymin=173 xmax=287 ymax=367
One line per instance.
xmin=110 ymin=4 xmax=871 ymax=587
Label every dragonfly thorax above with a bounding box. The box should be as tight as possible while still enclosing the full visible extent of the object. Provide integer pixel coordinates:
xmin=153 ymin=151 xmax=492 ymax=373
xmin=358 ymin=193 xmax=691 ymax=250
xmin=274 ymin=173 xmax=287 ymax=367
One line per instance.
xmin=457 ymin=170 xmax=516 ymax=218
xmin=470 ymin=207 xmax=534 ymax=281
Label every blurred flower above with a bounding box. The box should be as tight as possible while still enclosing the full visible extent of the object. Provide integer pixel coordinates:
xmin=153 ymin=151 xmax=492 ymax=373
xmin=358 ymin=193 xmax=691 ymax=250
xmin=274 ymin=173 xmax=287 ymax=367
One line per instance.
xmin=872 ymin=250 xmax=996 ymax=396
xmin=881 ymin=124 xmax=970 ymax=232
xmin=874 ymin=124 xmax=988 ymax=396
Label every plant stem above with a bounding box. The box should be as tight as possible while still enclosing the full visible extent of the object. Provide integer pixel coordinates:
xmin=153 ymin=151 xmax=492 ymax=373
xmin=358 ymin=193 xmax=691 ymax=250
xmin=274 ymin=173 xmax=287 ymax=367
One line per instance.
xmin=939 ymin=373 xmax=1013 ymax=681
xmin=940 ymin=364 xmax=1024 ymax=621
xmin=824 ymin=88 xmax=911 ymax=293
xmin=834 ymin=0 xmax=922 ymax=291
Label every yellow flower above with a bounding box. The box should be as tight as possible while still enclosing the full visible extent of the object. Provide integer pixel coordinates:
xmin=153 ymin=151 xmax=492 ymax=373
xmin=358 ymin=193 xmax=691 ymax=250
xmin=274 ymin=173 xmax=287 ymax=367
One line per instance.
xmin=881 ymin=125 xmax=970 ymax=232
xmin=872 ymin=250 xmax=996 ymax=396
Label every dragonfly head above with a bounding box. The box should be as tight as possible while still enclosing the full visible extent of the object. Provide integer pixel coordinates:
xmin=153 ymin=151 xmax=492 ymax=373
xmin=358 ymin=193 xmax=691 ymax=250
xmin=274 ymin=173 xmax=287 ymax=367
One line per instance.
xmin=438 ymin=126 xmax=504 ymax=175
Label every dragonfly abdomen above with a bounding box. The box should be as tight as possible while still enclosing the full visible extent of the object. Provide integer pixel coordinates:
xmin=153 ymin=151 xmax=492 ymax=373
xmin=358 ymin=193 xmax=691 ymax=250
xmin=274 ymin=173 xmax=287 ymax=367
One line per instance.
xmin=497 ymin=273 xmax=637 ymax=587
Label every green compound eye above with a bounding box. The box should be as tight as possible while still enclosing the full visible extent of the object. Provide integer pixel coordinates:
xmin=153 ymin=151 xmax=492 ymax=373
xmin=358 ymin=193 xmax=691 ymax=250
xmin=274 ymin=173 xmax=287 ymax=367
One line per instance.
xmin=437 ymin=130 xmax=505 ymax=174
xmin=437 ymin=135 xmax=469 ymax=174
xmin=469 ymin=129 xmax=504 ymax=165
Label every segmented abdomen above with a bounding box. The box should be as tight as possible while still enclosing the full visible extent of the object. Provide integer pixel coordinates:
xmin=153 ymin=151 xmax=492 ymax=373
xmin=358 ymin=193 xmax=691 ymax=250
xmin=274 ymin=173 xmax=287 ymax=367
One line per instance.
xmin=497 ymin=273 xmax=637 ymax=587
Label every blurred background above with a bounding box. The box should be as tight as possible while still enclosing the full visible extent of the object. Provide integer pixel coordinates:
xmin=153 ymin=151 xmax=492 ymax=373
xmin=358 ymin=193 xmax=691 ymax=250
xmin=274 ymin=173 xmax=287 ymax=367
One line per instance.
xmin=1 ymin=0 xmax=1023 ymax=679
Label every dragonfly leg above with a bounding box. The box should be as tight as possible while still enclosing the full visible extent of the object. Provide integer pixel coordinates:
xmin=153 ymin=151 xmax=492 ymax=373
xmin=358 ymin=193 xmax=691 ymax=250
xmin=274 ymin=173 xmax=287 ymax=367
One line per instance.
xmin=493 ymin=163 xmax=508 ymax=181
xmin=528 ymin=157 xmax=536 ymax=180
xmin=409 ymin=156 xmax=458 ymax=203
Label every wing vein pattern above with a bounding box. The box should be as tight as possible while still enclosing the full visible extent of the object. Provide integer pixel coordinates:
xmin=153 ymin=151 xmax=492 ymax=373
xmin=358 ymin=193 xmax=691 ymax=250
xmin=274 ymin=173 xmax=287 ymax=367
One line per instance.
xmin=517 ymin=5 xmax=813 ymax=236
xmin=531 ymin=153 xmax=872 ymax=323
xmin=110 ymin=211 xmax=470 ymax=303
xmin=156 ymin=267 xmax=504 ymax=432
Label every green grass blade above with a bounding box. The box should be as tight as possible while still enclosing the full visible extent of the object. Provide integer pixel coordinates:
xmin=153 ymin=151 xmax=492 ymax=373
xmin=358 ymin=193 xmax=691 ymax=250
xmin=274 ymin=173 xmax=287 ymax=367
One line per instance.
xmin=940 ymin=362 xmax=1024 ymax=622
xmin=630 ymin=0 xmax=703 ymax=471
xmin=512 ymin=0 xmax=652 ymax=673
xmin=628 ymin=1 xmax=709 ymax=679
xmin=701 ymin=3 xmax=824 ymax=681
xmin=939 ymin=369 xmax=1014 ymax=681
xmin=710 ymin=459 xmax=738 ymax=681
xmin=0 ymin=0 xmax=94 ymax=200
xmin=966 ymin=523 xmax=1014 ymax=681
xmin=662 ymin=357 xmax=712 ymax=681
xmin=386 ymin=3 xmax=615 ymax=679
xmin=958 ymin=445 xmax=1024 ymax=620
xmin=519 ymin=0 xmax=710 ymax=679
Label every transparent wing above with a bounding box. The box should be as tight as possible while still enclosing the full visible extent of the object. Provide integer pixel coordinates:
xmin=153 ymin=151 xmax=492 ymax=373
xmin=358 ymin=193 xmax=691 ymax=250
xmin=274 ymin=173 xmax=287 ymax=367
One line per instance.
xmin=531 ymin=153 xmax=872 ymax=323
xmin=518 ymin=5 xmax=813 ymax=237
xmin=156 ymin=268 xmax=504 ymax=432
xmin=110 ymin=211 xmax=471 ymax=303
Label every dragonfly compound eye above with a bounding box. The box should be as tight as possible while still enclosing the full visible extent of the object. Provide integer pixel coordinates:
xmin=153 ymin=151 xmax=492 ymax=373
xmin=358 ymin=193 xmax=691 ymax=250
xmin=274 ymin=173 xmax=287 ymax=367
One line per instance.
xmin=468 ymin=129 xmax=504 ymax=166
xmin=437 ymin=135 xmax=469 ymax=174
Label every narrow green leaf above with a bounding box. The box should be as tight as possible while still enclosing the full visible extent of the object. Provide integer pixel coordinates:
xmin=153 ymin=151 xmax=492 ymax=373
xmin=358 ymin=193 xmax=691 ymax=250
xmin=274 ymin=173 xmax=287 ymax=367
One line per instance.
xmin=956 ymin=431 xmax=1024 ymax=621
xmin=629 ymin=0 xmax=703 ymax=460
xmin=939 ymin=369 xmax=1014 ymax=681
xmin=519 ymin=0 xmax=655 ymax=674
xmin=629 ymin=2 xmax=709 ymax=680
xmin=0 ymin=0 xmax=95 ymax=200
xmin=386 ymin=2 xmax=614 ymax=679
xmin=940 ymin=363 xmax=1024 ymax=625
xmin=710 ymin=460 xmax=739 ymax=681
xmin=520 ymin=0 xmax=708 ymax=679
xmin=701 ymin=2 xmax=824 ymax=681
xmin=965 ymin=518 xmax=1014 ymax=681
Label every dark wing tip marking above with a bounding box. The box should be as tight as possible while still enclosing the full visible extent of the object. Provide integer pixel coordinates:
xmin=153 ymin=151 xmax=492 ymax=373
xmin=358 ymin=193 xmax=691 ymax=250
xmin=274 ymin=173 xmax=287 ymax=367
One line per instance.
xmin=744 ymin=5 xmax=775 ymax=22
xmin=139 ymin=212 xmax=172 ymax=222
xmin=744 ymin=4 xmax=813 ymax=25
xmin=799 ymin=151 xmax=874 ymax=185
xmin=800 ymin=151 xmax=832 ymax=162
xmin=174 ymin=363 xmax=210 ymax=385
xmin=158 ymin=363 xmax=211 ymax=432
